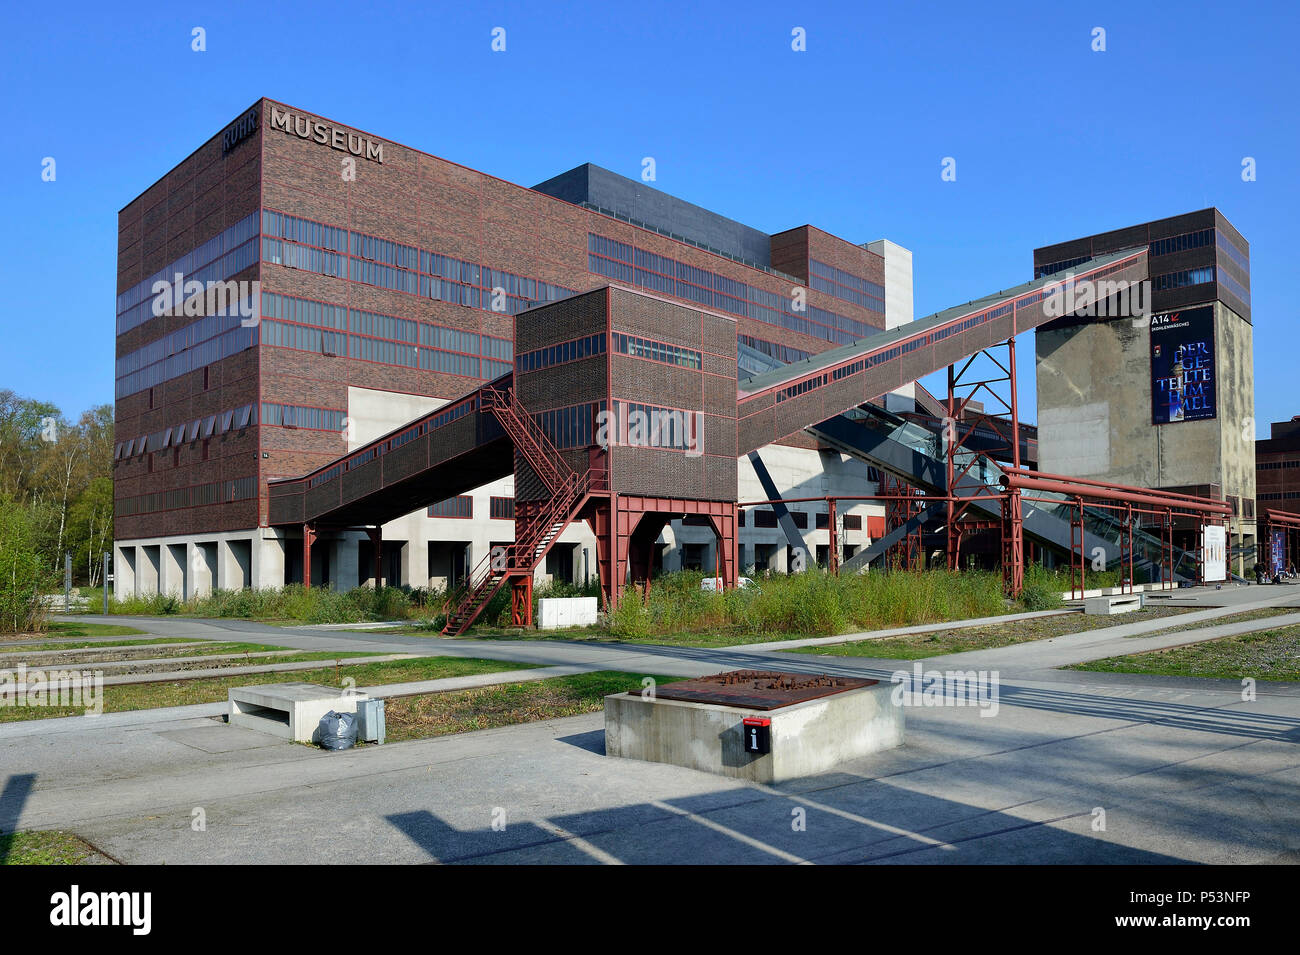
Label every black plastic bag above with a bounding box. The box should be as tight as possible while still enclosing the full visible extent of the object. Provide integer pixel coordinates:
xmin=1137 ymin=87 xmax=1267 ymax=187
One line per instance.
xmin=318 ymin=710 xmax=358 ymax=750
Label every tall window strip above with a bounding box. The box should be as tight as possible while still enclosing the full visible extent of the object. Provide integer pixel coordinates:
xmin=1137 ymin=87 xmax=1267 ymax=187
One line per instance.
xmin=116 ymin=476 xmax=258 ymax=517
xmin=609 ymin=401 xmax=701 ymax=453
xmin=116 ymin=212 xmax=261 ymax=335
xmin=516 ymin=333 xmax=606 ymax=373
xmin=588 ymin=234 xmax=881 ymax=345
xmin=260 ymin=404 xmax=347 ymax=431
xmin=258 ymin=292 xmax=512 ymax=381
xmin=809 ymin=260 xmax=886 ymax=312
xmin=613 ymin=332 xmax=702 ymax=370
xmin=260 ymin=210 xmax=574 ymax=316
xmin=1152 ymin=266 xmax=1216 ymax=291
xmin=1216 ymin=230 xmax=1250 ymax=272
xmin=533 ymin=403 xmax=599 ymax=450
xmin=428 ymin=496 xmax=473 ymax=518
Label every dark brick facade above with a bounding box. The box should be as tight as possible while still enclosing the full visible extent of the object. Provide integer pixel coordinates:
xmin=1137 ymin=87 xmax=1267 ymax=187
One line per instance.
xmin=116 ymin=98 xmax=888 ymax=541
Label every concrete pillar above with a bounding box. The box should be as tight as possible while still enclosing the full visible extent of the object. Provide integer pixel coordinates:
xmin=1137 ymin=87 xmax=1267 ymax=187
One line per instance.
xmin=401 ymin=537 xmax=428 ymax=590
xmin=218 ymin=539 xmax=252 ymax=590
xmin=113 ymin=543 xmax=137 ymax=598
xmin=138 ymin=545 xmax=161 ymax=595
xmin=162 ymin=543 xmax=186 ymax=598
xmin=256 ymin=533 xmax=285 ymax=589
xmin=334 ymin=536 xmax=360 ymax=592
xmin=189 ymin=542 xmax=216 ymax=598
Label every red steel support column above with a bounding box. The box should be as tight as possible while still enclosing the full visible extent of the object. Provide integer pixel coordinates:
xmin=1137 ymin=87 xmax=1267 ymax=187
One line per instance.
xmin=302 ymin=524 xmax=316 ymax=589
xmin=946 ymin=363 xmax=957 ymax=570
xmin=1007 ymin=334 xmax=1021 ymax=473
xmin=511 ymin=577 xmax=533 ymax=627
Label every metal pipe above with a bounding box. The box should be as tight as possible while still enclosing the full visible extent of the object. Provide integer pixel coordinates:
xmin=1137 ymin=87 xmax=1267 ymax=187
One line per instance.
xmin=1000 ymin=474 xmax=1230 ymax=515
xmin=1015 ymin=468 xmax=1222 ymax=505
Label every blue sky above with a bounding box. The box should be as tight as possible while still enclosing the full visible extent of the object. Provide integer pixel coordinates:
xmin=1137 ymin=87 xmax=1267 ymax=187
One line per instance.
xmin=2 ymin=0 xmax=1296 ymax=433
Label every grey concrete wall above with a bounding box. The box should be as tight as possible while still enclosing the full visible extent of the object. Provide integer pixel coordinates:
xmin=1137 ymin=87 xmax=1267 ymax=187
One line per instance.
xmin=604 ymin=683 xmax=904 ymax=783
xmin=1036 ymin=302 xmax=1256 ymax=562
xmin=1216 ymin=302 xmax=1257 ymax=568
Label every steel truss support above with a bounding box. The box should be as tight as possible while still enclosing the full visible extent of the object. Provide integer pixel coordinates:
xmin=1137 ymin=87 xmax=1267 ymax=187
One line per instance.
xmin=588 ymin=495 xmax=736 ymax=610
xmin=946 ymin=335 xmax=1022 ymax=577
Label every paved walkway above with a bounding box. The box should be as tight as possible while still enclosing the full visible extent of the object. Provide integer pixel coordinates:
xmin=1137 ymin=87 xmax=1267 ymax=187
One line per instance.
xmin=0 ymin=591 xmax=1296 ymax=864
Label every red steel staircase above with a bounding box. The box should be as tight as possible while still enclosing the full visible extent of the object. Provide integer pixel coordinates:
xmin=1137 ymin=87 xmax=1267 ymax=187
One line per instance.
xmin=441 ymin=388 xmax=601 ymax=635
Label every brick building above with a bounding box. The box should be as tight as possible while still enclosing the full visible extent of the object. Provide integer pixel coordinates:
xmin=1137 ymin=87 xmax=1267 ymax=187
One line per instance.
xmin=113 ymin=98 xmax=911 ymax=594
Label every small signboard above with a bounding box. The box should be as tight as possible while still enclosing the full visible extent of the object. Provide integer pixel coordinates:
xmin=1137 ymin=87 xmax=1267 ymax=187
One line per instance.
xmin=742 ymin=717 xmax=771 ymax=754
xmin=1203 ymin=525 xmax=1227 ymax=582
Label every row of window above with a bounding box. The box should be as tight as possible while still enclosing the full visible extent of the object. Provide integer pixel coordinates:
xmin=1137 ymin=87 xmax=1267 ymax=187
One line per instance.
xmin=1034 ymin=254 xmax=1091 ymax=279
xmin=738 ymin=335 xmax=812 ymax=365
xmin=534 ymin=402 xmax=599 ymax=450
xmin=116 ymin=325 xmax=256 ymax=399
xmin=428 ymin=496 xmax=473 ymax=519
xmin=1153 ymin=266 xmax=1216 ymax=291
xmin=1216 ymin=229 xmax=1250 ymax=273
xmin=576 ymin=200 xmax=777 ymax=274
xmin=425 ymin=496 xmax=517 ymax=519
xmin=116 ymin=212 xmax=260 ymax=334
xmin=809 ymin=259 xmax=886 ymax=312
xmin=1259 ymin=460 xmax=1300 ymax=470
xmin=738 ymin=509 xmax=864 ymax=531
xmin=1149 ymin=228 xmax=1215 ymax=259
xmin=776 ymin=375 xmax=826 ymax=402
xmin=114 ymin=403 xmax=255 ymax=460
xmin=516 ymin=333 xmax=606 ymax=373
xmin=260 ymin=319 xmax=510 ymax=380
xmin=262 ymin=210 xmax=574 ymax=315
xmin=263 ymin=293 xmax=511 ymax=359
xmin=1218 ymin=268 xmax=1251 ymax=308
xmin=116 ymin=475 xmax=257 ymax=517
xmin=613 ymin=332 xmax=702 ymax=370
xmin=588 ymin=234 xmax=881 ymax=345
xmin=609 ymin=401 xmax=700 ymax=452
xmin=260 ymin=403 xmax=348 ymax=431
xmin=1036 ymin=229 xmax=1250 ymax=283
xmin=1259 ymin=492 xmax=1300 ymax=500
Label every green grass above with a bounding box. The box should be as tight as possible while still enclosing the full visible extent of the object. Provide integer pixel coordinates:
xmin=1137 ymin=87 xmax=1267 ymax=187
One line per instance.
xmin=1068 ymin=623 xmax=1300 ymax=681
xmin=0 ymin=636 xmax=204 ymax=652
xmin=786 ymin=607 xmax=1193 ymax=659
xmin=0 ymin=830 xmax=105 ymax=865
xmin=0 ymin=622 xmax=147 ymax=644
xmin=384 ymin=670 xmax=678 ymax=742
xmin=390 ymin=569 xmax=1065 ymax=647
xmin=1123 ymin=606 xmax=1295 ymax=638
xmin=0 ymin=655 xmax=534 ymax=722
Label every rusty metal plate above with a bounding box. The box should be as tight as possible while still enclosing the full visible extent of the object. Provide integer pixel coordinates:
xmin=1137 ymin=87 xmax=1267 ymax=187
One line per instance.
xmin=652 ymin=670 xmax=877 ymax=710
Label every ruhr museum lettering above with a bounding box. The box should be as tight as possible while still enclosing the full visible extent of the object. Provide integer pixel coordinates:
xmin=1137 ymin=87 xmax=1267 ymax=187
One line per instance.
xmin=269 ymin=107 xmax=384 ymax=163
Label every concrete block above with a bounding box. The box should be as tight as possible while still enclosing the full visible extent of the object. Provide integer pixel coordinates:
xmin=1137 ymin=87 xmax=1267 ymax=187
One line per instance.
xmin=539 ymin=597 xmax=598 ymax=629
xmin=604 ymin=682 xmax=903 ymax=783
xmin=1084 ymin=593 xmax=1144 ymax=615
xmin=229 ymin=682 xmax=369 ymax=743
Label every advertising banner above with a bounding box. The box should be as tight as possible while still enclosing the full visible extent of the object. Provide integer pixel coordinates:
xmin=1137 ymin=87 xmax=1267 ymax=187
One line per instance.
xmin=1269 ymin=529 xmax=1285 ymax=576
xmin=1203 ymin=524 xmax=1227 ymax=582
xmin=1150 ymin=306 xmax=1216 ymax=424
